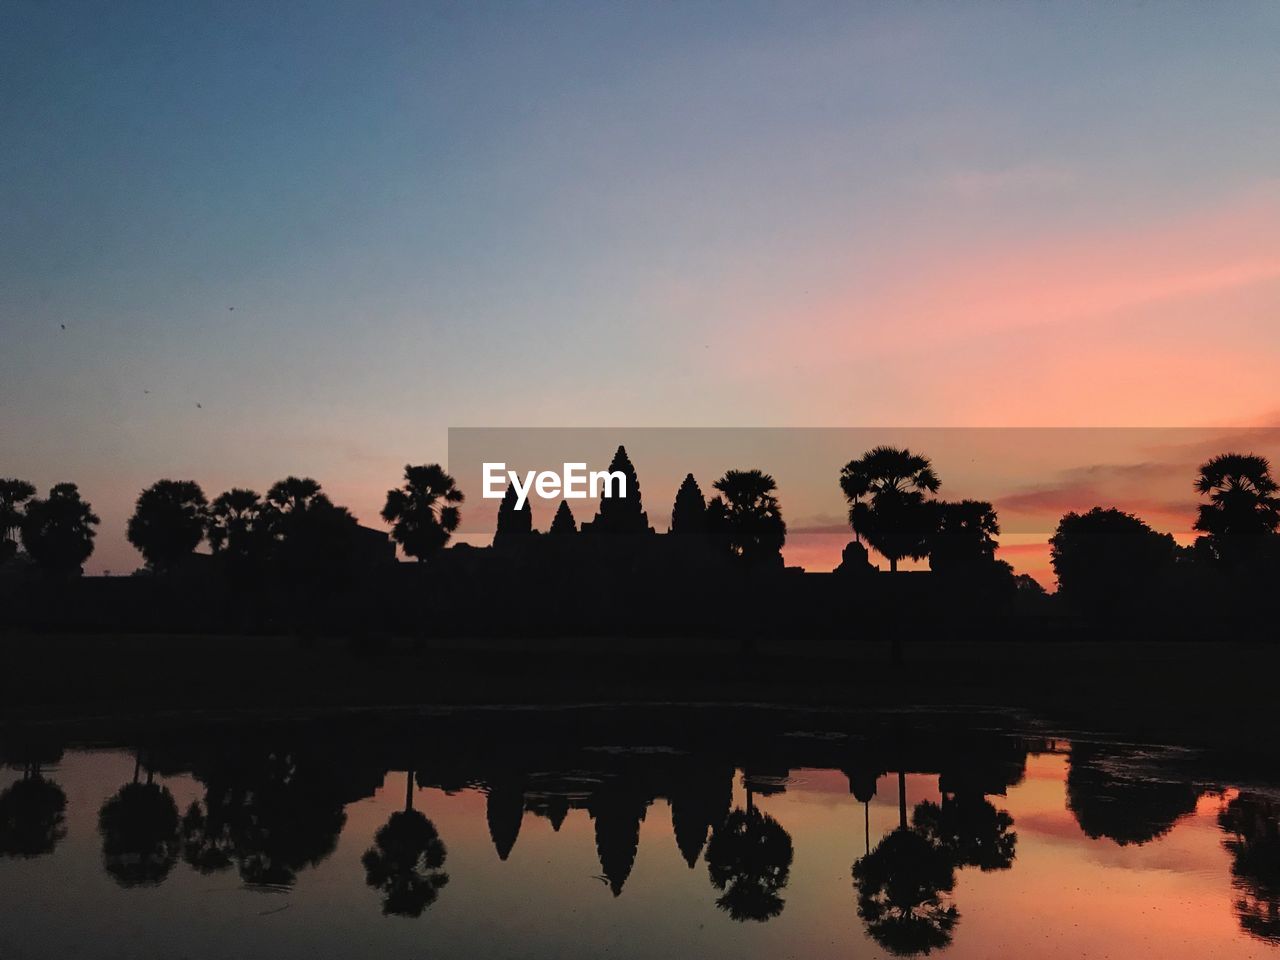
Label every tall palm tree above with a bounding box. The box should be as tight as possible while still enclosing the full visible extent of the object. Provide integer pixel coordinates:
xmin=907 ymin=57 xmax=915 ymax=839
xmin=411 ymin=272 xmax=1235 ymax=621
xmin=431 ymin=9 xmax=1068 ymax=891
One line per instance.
xmin=1194 ymin=453 xmax=1280 ymax=566
xmin=126 ymin=479 xmax=208 ymax=574
xmin=207 ymin=489 xmax=267 ymax=558
xmin=711 ymin=469 xmax=786 ymax=566
xmin=840 ymin=447 xmax=940 ymax=573
xmin=381 ymin=464 xmax=464 ymax=562
xmin=0 ymin=478 xmax=36 ymax=558
xmin=20 ymin=483 xmax=99 ymax=579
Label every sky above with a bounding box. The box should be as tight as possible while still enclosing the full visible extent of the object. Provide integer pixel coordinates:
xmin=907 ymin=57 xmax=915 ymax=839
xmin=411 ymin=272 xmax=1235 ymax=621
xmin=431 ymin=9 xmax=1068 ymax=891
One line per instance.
xmin=2 ymin=1 xmax=1279 ymax=579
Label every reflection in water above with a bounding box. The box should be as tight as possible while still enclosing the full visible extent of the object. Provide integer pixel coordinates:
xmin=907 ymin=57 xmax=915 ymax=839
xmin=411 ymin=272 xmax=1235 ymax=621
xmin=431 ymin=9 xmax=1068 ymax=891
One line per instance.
xmin=853 ymin=771 xmax=959 ymax=956
xmin=1066 ymin=743 xmax=1202 ymax=846
xmin=590 ymin=778 xmax=649 ymax=896
xmin=1219 ymin=792 xmax=1280 ymax=944
xmin=98 ymin=758 xmax=181 ymax=888
xmin=705 ymin=784 xmax=794 ymax=922
xmin=914 ymin=795 xmax=1016 ymax=872
xmin=1 ymin=710 xmax=1277 ymax=959
xmin=1 ymin=742 xmax=67 ymax=859
xmin=0 ymin=772 xmax=66 ymax=859
xmin=362 ymin=771 xmax=449 ymax=917
xmin=180 ymin=748 xmax=349 ymax=889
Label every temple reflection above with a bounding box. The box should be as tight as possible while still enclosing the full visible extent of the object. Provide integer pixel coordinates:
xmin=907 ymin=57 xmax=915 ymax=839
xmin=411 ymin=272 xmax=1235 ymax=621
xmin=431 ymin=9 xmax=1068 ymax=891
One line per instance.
xmin=0 ymin=707 xmax=1268 ymax=956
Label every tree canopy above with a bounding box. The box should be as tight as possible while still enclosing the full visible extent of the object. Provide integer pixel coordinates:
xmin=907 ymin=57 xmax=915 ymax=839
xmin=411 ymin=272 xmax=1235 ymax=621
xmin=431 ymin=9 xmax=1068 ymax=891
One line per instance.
xmin=19 ymin=483 xmax=99 ymax=579
xmin=711 ymin=469 xmax=786 ymax=566
xmin=381 ymin=464 xmax=464 ymax=562
xmin=127 ymin=479 xmax=208 ymax=573
xmin=841 ymin=447 xmax=940 ymax=573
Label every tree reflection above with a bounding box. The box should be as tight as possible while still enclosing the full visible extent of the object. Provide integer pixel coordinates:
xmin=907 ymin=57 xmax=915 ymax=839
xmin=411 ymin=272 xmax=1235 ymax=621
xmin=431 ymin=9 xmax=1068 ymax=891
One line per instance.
xmin=1219 ymin=793 xmax=1280 ymax=943
xmin=98 ymin=757 xmax=180 ymax=887
xmin=0 ymin=763 xmax=67 ymax=859
xmin=1066 ymin=743 xmax=1201 ymax=846
xmin=913 ymin=794 xmax=1016 ymax=872
xmin=362 ymin=770 xmax=449 ymax=917
xmin=704 ymin=783 xmax=793 ymax=922
xmin=852 ymin=771 xmax=958 ymax=956
xmin=181 ymin=749 xmax=347 ymax=889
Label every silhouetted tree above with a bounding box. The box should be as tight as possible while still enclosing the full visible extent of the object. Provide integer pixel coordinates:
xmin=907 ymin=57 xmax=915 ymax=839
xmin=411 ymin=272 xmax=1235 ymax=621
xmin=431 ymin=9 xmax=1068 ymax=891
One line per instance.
xmin=0 ymin=478 xmax=36 ymax=564
xmin=264 ymin=476 xmax=361 ymax=591
xmin=98 ymin=761 xmax=181 ymax=888
xmin=1219 ymin=792 xmax=1280 ymax=944
xmin=841 ymin=447 xmax=940 ymax=573
xmin=493 ymin=482 xmax=533 ymax=549
xmin=362 ymin=771 xmax=449 ymax=917
xmin=127 ymin=479 xmax=208 ymax=573
xmin=711 ymin=469 xmax=786 ymax=566
xmin=207 ymin=488 xmax=271 ymax=585
xmin=381 ymin=464 xmax=464 ymax=562
xmin=0 ymin=768 xmax=67 ymax=858
xmin=20 ymin=483 xmax=99 ymax=579
xmin=549 ymin=500 xmax=577 ymax=537
xmin=1193 ymin=453 xmax=1280 ymax=568
xmin=670 ymin=474 xmax=707 ymax=535
xmin=588 ymin=445 xmax=650 ymax=535
xmin=705 ymin=787 xmax=793 ymax=921
xmin=927 ymin=500 xmax=999 ymax=574
xmin=1049 ymin=507 xmax=1177 ymax=615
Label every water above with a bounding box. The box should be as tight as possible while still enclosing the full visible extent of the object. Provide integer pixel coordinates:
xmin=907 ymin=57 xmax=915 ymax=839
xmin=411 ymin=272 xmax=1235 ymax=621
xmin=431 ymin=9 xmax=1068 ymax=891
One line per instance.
xmin=1 ymin=707 xmax=1277 ymax=959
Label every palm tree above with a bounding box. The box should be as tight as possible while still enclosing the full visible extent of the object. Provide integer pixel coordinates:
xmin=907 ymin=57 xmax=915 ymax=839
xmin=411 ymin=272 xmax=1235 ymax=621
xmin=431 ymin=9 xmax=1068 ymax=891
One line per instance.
xmin=265 ymin=476 xmax=325 ymax=514
xmin=126 ymin=479 xmax=208 ymax=573
xmin=207 ymin=489 xmax=264 ymax=553
xmin=710 ymin=469 xmax=786 ymax=566
xmin=20 ymin=483 xmax=99 ymax=579
xmin=263 ymin=477 xmax=360 ymax=594
xmin=840 ymin=447 xmax=940 ymax=573
xmin=0 ymin=478 xmax=36 ymax=561
xmin=1194 ymin=453 xmax=1280 ymax=566
xmin=381 ymin=464 xmax=464 ymax=562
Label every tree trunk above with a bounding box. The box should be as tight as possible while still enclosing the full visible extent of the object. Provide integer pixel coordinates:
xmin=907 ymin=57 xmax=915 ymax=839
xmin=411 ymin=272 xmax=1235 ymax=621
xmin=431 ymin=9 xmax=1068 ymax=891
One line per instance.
xmin=405 ymin=769 xmax=415 ymax=812
xmin=898 ymin=770 xmax=907 ymax=830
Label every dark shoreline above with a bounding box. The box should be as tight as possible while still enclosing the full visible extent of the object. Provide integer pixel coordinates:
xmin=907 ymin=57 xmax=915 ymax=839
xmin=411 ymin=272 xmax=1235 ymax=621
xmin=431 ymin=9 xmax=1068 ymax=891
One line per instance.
xmin=3 ymin=632 xmax=1275 ymax=757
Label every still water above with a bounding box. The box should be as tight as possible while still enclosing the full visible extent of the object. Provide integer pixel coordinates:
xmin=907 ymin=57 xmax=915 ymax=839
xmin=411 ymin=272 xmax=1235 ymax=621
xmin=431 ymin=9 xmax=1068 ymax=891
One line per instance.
xmin=0 ymin=707 xmax=1277 ymax=959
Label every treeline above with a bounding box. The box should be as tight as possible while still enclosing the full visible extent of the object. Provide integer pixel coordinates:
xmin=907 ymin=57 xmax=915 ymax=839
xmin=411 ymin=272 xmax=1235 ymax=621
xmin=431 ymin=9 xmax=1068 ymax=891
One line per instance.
xmin=1 ymin=444 xmax=1277 ymax=633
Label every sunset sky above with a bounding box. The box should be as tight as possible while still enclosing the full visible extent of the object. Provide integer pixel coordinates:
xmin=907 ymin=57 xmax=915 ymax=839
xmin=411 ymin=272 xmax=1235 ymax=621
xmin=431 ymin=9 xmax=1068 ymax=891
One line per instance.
xmin=2 ymin=2 xmax=1279 ymax=579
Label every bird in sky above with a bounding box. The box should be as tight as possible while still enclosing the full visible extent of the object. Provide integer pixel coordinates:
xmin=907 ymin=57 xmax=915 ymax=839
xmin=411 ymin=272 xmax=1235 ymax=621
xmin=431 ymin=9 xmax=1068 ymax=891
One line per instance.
xmin=196 ymin=402 xmax=203 ymax=409
xmin=60 ymin=323 xmax=65 ymax=330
